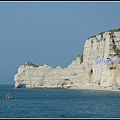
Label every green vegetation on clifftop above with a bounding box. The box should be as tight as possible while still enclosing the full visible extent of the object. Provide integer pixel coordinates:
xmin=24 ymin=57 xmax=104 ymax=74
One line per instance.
xmin=88 ymin=28 xmax=120 ymax=39
xmin=24 ymin=62 xmax=39 ymax=67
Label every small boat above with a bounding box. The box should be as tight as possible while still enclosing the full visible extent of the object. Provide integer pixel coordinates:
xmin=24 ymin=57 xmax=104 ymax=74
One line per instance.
xmin=6 ymin=94 xmax=12 ymax=99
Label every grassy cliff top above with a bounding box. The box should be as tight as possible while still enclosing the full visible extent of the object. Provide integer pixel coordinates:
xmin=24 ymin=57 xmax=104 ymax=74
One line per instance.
xmin=108 ymin=28 xmax=120 ymax=33
xmin=88 ymin=28 xmax=120 ymax=39
xmin=24 ymin=62 xmax=39 ymax=67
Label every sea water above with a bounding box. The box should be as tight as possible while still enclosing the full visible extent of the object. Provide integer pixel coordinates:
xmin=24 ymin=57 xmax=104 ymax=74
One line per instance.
xmin=0 ymin=84 xmax=120 ymax=118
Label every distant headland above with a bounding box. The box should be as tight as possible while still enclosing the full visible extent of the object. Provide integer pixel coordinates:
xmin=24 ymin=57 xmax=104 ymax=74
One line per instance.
xmin=14 ymin=28 xmax=120 ymax=91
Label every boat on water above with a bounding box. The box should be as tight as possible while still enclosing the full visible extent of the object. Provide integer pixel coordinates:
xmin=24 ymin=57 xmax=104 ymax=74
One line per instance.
xmin=6 ymin=94 xmax=12 ymax=99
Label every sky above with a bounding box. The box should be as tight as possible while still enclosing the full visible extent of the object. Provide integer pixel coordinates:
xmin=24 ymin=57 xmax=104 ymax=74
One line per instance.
xmin=0 ymin=1 xmax=120 ymax=84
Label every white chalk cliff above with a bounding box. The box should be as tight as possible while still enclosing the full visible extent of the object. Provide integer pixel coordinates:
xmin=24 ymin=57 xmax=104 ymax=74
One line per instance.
xmin=14 ymin=28 xmax=120 ymax=90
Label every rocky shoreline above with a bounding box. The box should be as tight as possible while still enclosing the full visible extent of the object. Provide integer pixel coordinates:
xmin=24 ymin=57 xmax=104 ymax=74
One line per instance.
xmin=70 ymin=86 xmax=120 ymax=92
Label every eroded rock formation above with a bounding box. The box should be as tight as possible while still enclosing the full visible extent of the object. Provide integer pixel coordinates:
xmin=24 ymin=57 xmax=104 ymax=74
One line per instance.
xmin=14 ymin=28 xmax=120 ymax=90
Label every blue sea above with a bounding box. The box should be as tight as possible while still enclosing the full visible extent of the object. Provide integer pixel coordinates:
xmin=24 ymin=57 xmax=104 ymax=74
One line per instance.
xmin=1 ymin=84 xmax=120 ymax=118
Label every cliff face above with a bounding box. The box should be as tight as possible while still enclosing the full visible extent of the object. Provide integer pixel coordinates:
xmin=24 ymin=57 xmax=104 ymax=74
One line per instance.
xmin=14 ymin=56 xmax=83 ymax=89
xmin=14 ymin=28 xmax=120 ymax=90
